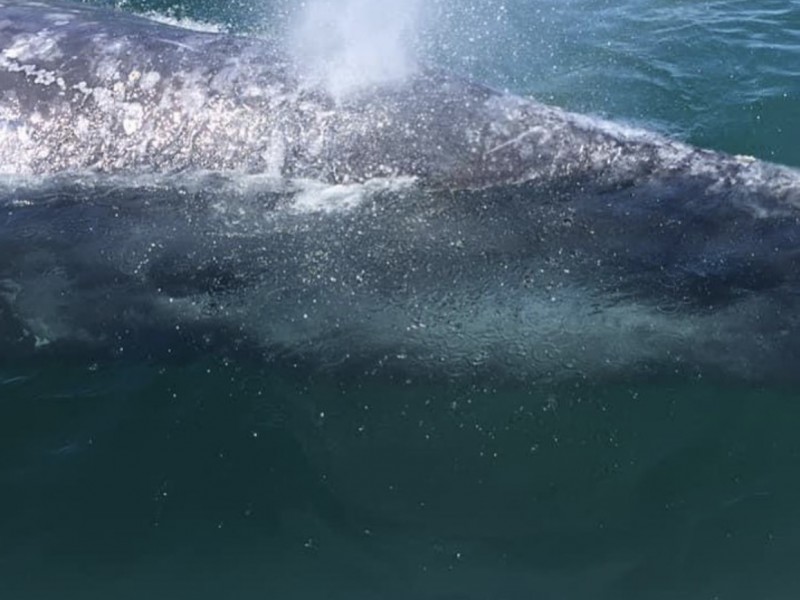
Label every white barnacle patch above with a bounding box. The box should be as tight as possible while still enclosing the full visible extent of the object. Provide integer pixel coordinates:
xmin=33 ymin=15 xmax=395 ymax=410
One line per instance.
xmin=73 ymin=81 xmax=92 ymax=96
xmin=112 ymin=81 xmax=126 ymax=100
xmin=32 ymin=68 xmax=56 ymax=86
xmin=82 ymin=81 xmax=145 ymax=136
xmin=122 ymin=102 xmax=144 ymax=135
xmin=139 ymin=71 xmax=161 ymax=91
xmin=175 ymin=71 xmax=209 ymax=111
xmin=90 ymin=87 xmax=115 ymax=112
xmin=73 ymin=115 xmax=91 ymax=140
xmin=95 ymin=57 xmax=121 ymax=82
xmin=18 ymin=125 xmax=31 ymax=144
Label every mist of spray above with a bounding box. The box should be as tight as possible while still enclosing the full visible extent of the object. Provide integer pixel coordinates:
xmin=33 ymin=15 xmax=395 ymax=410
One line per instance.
xmin=289 ymin=0 xmax=423 ymax=99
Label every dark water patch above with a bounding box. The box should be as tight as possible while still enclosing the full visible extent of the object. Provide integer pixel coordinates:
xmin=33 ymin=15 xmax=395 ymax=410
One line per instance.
xmin=2 ymin=356 xmax=800 ymax=598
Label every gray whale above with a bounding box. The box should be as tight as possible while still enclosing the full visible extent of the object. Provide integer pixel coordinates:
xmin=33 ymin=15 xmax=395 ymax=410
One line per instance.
xmin=1 ymin=0 xmax=799 ymax=381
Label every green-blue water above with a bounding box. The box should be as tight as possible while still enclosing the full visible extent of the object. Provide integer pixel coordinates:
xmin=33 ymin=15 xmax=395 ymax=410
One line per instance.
xmin=2 ymin=1 xmax=800 ymax=598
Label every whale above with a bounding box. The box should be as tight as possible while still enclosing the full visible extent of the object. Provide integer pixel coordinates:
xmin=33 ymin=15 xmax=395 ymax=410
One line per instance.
xmin=1 ymin=0 xmax=800 ymax=382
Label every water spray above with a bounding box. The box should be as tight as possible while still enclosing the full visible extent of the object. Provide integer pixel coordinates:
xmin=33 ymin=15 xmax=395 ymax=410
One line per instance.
xmin=289 ymin=0 xmax=422 ymax=99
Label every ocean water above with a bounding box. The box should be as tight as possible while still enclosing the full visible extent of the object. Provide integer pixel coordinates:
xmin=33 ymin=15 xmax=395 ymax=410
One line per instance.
xmin=2 ymin=1 xmax=800 ymax=599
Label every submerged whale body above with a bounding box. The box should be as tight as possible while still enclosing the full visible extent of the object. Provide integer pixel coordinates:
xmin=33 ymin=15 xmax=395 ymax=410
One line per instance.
xmin=1 ymin=0 xmax=799 ymax=381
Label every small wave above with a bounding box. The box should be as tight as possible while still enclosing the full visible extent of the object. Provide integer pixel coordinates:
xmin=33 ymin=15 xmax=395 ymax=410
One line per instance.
xmin=288 ymin=176 xmax=417 ymax=214
xmin=0 ymin=169 xmax=416 ymax=197
xmin=137 ymin=10 xmax=226 ymax=33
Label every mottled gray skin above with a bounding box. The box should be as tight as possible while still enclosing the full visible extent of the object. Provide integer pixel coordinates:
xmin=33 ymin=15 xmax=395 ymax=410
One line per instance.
xmin=0 ymin=0 xmax=543 ymax=183
xmin=1 ymin=0 xmax=800 ymax=382
xmin=1 ymin=0 xmax=798 ymax=194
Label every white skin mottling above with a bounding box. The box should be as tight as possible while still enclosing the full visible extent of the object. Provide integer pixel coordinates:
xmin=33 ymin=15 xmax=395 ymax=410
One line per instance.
xmin=43 ymin=12 xmax=73 ymax=26
xmin=0 ymin=53 xmax=66 ymax=88
xmin=2 ymin=30 xmax=63 ymax=61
